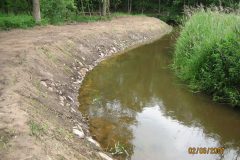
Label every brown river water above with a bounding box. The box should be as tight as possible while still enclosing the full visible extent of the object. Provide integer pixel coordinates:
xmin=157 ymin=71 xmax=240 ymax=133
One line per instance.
xmin=78 ymin=29 xmax=240 ymax=160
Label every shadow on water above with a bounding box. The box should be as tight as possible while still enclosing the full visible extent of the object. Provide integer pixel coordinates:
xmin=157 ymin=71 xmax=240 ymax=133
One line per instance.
xmin=78 ymin=29 xmax=240 ymax=160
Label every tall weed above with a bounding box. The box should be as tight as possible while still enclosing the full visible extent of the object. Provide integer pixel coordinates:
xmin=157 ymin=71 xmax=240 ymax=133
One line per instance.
xmin=173 ymin=3 xmax=240 ymax=106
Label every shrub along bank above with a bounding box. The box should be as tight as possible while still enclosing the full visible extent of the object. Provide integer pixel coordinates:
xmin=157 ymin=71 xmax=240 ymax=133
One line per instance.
xmin=173 ymin=4 xmax=240 ymax=106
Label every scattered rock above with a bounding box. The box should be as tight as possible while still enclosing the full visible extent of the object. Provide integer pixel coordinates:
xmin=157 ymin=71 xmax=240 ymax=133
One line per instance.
xmin=66 ymin=103 xmax=70 ymax=107
xmin=73 ymin=126 xmax=84 ymax=138
xmin=40 ymin=81 xmax=47 ymax=87
xmin=79 ymin=68 xmax=88 ymax=76
xmin=79 ymin=62 xmax=83 ymax=66
xmin=67 ymin=96 xmax=74 ymax=102
xmin=71 ymin=107 xmax=76 ymax=112
xmin=59 ymin=96 xmax=64 ymax=102
xmin=73 ymin=80 xmax=82 ymax=84
xmin=86 ymin=137 xmax=101 ymax=148
xmin=48 ymin=87 xmax=53 ymax=92
xmin=89 ymin=65 xmax=94 ymax=71
xmin=98 ymin=153 xmax=113 ymax=160
xmin=51 ymin=82 xmax=55 ymax=87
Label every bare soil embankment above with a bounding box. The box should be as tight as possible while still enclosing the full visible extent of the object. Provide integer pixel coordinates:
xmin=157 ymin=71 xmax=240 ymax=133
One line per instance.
xmin=0 ymin=16 xmax=172 ymax=160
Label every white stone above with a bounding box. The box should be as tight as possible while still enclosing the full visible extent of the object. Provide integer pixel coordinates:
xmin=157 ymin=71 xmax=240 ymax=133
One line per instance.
xmin=71 ymin=107 xmax=76 ymax=112
xmin=59 ymin=96 xmax=64 ymax=101
xmin=73 ymin=80 xmax=81 ymax=84
xmin=86 ymin=137 xmax=101 ymax=148
xmin=73 ymin=126 xmax=84 ymax=138
xmin=79 ymin=62 xmax=83 ymax=66
xmin=48 ymin=87 xmax=53 ymax=92
xmin=98 ymin=153 xmax=113 ymax=160
xmin=67 ymin=96 xmax=74 ymax=102
xmin=40 ymin=81 xmax=47 ymax=87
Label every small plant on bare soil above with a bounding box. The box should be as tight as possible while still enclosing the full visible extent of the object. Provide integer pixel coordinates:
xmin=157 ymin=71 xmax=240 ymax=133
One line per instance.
xmin=64 ymin=67 xmax=69 ymax=70
xmin=28 ymin=120 xmax=44 ymax=137
xmin=34 ymin=82 xmax=40 ymax=88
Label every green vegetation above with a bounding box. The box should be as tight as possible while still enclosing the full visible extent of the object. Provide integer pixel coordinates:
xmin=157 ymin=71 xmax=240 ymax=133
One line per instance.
xmin=1 ymin=0 xmax=239 ymax=30
xmin=34 ymin=82 xmax=40 ymax=88
xmin=28 ymin=120 xmax=44 ymax=137
xmin=112 ymin=12 xmax=147 ymax=17
xmin=0 ymin=13 xmax=36 ymax=30
xmin=106 ymin=139 xmax=129 ymax=156
xmin=173 ymin=4 xmax=240 ymax=106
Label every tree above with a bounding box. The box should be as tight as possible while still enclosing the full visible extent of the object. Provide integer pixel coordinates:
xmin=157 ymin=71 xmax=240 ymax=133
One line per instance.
xmin=102 ymin=0 xmax=106 ymax=16
xmin=158 ymin=0 xmax=161 ymax=13
xmin=32 ymin=0 xmax=41 ymax=24
xmin=3 ymin=0 xmax=9 ymax=14
xmin=128 ymin=0 xmax=132 ymax=13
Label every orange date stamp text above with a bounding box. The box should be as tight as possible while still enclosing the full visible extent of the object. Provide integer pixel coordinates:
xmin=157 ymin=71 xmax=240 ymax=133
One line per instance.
xmin=188 ymin=147 xmax=224 ymax=154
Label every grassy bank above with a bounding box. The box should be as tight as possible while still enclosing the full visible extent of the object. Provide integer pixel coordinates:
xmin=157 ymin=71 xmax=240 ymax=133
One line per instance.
xmin=0 ymin=12 xmax=104 ymax=30
xmin=173 ymin=4 xmax=240 ymax=106
xmin=0 ymin=13 xmax=38 ymax=30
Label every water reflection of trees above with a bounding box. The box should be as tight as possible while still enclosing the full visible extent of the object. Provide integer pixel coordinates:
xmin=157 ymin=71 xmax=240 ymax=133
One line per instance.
xmin=78 ymin=32 xmax=240 ymax=159
xmin=78 ymin=39 xmax=172 ymax=159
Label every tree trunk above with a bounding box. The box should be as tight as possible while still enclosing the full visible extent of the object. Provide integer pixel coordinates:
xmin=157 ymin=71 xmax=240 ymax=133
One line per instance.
xmin=66 ymin=12 xmax=68 ymax=19
xmin=99 ymin=0 xmax=102 ymax=19
xmin=32 ymin=0 xmax=41 ymax=25
xmin=130 ymin=0 xmax=132 ymax=14
xmin=4 ymin=0 xmax=9 ymax=14
xmin=108 ymin=0 xmax=110 ymax=18
xmin=158 ymin=0 xmax=161 ymax=13
xmin=128 ymin=0 xmax=129 ymax=13
xmin=102 ymin=0 xmax=106 ymax=16
xmin=141 ymin=0 xmax=144 ymax=14
xmin=81 ymin=0 xmax=86 ymax=19
xmin=88 ymin=3 xmax=92 ymax=20
xmin=14 ymin=0 xmax=18 ymax=15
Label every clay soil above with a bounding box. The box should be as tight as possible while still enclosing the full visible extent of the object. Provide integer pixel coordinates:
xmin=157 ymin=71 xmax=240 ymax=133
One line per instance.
xmin=0 ymin=16 xmax=172 ymax=160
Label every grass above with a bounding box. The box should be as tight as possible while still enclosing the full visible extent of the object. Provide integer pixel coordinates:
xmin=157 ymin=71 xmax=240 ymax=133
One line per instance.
xmin=28 ymin=120 xmax=44 ymax=137
xmin=64 ymin=67 xmax=69 ymax=71
xmin=105 ymin=139 xmax=129 ymax=156
xmin=0 ymin=13 xmax=36 ymax=30
xmin=112 ymin=12 xmax=147 ymax=17
xmin=38 ymin=47 xmax=57 ymax=62
xmin=0 ymin=12 xmax=106 ymax=31
xmin=51 ymin=14 xmax=103 ymax=26
xmin=34 ymin=82 xmax=40 ymax=88
xmin=173 ymin=4 xmax=240 ymax=106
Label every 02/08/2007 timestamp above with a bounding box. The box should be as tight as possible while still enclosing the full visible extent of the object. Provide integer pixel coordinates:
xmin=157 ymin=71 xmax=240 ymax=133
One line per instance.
xmin=188 ymin=147 xmax=224 ymax=154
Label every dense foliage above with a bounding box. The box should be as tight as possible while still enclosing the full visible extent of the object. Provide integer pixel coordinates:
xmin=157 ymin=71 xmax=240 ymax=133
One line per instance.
xmin=1 ymin=0 xmax=240 ymax=29
xmin=173 ymin=4 xmax=240 ymax=106
xmin=0 ymin=13 xmax=35 ymax=30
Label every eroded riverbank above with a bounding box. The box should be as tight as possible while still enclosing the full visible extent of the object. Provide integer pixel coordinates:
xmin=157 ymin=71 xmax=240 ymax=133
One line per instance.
xmin=0 ymin=16 xmax=171 ymax=159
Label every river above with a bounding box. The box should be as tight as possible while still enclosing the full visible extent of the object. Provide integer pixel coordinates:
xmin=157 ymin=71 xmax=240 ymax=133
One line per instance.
xmin=78 ymin=29 xmax=240 ymax=160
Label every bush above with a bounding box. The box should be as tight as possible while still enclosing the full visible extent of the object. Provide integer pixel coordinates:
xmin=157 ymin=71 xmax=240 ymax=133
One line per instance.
xmin=173 ymin=4 xmax=240 ymax=106
xmin=0 ymin=13 xmax=36 ymax=30
xmin=40 ymin=0 xmax=76 ymax=24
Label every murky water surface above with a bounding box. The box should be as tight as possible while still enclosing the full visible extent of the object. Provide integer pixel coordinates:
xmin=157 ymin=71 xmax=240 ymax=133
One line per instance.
xmin=78 ymin=30 xmax=240 ymax=160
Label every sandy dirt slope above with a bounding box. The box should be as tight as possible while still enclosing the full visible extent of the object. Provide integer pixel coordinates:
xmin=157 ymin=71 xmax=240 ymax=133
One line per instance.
xmin=0 ymin=16 xmax=172 ymax=160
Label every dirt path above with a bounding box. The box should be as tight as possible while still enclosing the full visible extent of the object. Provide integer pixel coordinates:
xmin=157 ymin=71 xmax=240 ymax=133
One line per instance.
xmin=0 ymin=16 xmax=172 ymax=160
